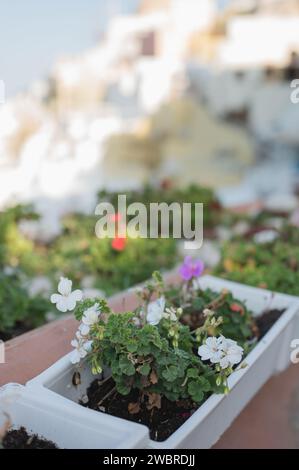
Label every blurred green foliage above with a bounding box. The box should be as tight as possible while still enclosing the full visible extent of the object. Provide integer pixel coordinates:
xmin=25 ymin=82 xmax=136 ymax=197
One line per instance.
xmin=0 ymin=271 xmax=50 ymax=339
xmin=214 ymin=225 xmax=299 ymax=295
xmin=50 ymin=213 xmax=178 ymax=295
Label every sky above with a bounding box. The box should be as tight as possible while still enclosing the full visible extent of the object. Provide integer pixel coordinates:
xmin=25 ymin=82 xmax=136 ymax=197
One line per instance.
xmin=0 ymin=0 xmax=140 ymax=97
xmin=0 ymin=0 xmax=230 ymax=97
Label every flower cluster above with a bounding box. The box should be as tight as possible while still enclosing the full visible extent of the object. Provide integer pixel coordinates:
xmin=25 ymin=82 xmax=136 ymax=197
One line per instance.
xmin=49 ymin=267 xmax=251 ymax=406
xmin=50 ymin=277 xmax=102 ymax=364
xmin=198 ymin=336 xmax=244 ymax=370
xmin=70 ymin=303 xmax=102 ymax=364
xmin=70 ymin=331 xmax=93 ymax=364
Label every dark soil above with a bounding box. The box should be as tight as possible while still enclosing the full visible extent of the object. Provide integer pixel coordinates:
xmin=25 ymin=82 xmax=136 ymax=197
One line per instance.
xmin=255 ymin=308 xmax=284 ymax=339
xmin=2 ymin=427 xmax=58 ymax=449
xmin=81 ymin=307 xmax=285 ymax=442
xmin=82 ymin=377 xmax=200 ymax=442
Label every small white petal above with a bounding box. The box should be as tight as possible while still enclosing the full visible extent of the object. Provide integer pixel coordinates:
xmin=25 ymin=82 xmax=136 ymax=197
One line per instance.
xmin=56 ymin=297 xmax=69 ymax=313
xmin=146 ymin=312 xmax=160 ymax=326
xmin=50 ymin=293 xmax=61 ymax=304
xmin=79 ymin=323 xmax=90 ymax=336
xmin=70 ymin=350 xmax=81 ymax=364
xmin=58 ymin=277 xmax=72 ymax=296
xmin=72 ymin=289 xmax=83 ymax=302
xmin=228 ymin=353 xmax=242 ymax=365
xmin=210 ymin=351 xmax=223 ymax=364
xmin=84 ymin=340 xmax=93 ymax=352
xmin=71 ymin=339 xmax=79 ymax=348
xmin=65 ymin=295 xmax=78 ymax=311
xmin=198 ymin=345 xmax=213 ymax=361
xmin=220 ymin=356 xmax=230 ymax=369
xmin=147 ymin=297 xmax=165 ymax=325
xmin=78 ymin=347 xmax=88 ymax=359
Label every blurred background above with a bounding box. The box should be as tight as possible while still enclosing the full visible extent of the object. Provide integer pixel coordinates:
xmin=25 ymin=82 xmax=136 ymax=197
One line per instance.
xmin=1 ymin=0 xmax=299 ymax=340
xmin=1 ymin=0 xmax=299 ymax=218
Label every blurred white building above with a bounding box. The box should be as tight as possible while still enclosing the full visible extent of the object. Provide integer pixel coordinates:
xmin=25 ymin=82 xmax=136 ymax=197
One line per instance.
xmin=218 ymin=16 xmax=299 ymax=69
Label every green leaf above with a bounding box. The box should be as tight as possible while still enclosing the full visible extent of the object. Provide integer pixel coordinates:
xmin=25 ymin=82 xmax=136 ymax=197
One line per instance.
xmin=187 ymin=380 xmax=204 ymax=403
xmin=127 ymin=342 xmax=138 ymax=353
xmin=139 ymin=363 xmax=151 ymax=376
xmin=162 ymin=365 xmax=179 ymax=382
xmin=119 ymin=356 xmax=135 ymax=376
xmin=116 ymin=382 xmax=131 ymax=395
xmin=186 ymin=368 xmax=199 ymax=379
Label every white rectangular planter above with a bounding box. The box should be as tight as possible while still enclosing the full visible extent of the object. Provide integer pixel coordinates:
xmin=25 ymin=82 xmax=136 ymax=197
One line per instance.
xmin=0 ymin=383 xmax=148 ymax=449
xmin=27 ymin=276 xmax=299 ymax=449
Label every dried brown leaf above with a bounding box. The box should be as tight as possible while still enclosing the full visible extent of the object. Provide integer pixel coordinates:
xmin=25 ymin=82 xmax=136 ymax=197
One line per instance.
xmin=128 ymin=402 xmax=141 ymax=415
xmin=149 ymin=369 xmax=158 ymax=385
xmin=146 ymin=392 xmax=161 ymax=411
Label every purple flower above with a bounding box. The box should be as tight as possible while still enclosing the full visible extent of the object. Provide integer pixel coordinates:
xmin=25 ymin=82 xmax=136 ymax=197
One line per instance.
xmin=179 ymin=256 xmax=204 ymax=281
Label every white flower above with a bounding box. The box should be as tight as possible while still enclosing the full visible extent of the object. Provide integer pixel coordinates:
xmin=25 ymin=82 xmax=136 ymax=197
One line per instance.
xmin=198 ymin=337 xmax=224 ymax=364
xmin=146 ymin=297 xmax=165 ymax=326
xmin=70 ymin=332 xmax=93 ymax=364
xmin=219 ymin=338 xmax=244 ymax=370
xmin=70 ymin=347 xmax=85 ymax=365
xmin=79 ymin=303 xmax=101 ymax=335
xmin=51 ymin=277 xmax=82 ymax=312
xmin=198 ymin=336 xmax=243 ymax=370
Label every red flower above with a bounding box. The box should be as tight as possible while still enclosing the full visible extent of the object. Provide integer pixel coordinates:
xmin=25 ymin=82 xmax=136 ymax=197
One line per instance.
xmin=108 ymin=213 xmax=122 ymax=223
xmin=111 ymin=237 xmax=126 ymax=251
xmin=230 ymin=303 xmax=244 ymax=314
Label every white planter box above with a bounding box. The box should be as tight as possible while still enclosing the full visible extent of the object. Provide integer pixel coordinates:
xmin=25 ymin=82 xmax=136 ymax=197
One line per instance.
xmin=0 ymin=383 xmax=148 ymax=449
xmin=27 ymin=276 xmax=299 ymax=449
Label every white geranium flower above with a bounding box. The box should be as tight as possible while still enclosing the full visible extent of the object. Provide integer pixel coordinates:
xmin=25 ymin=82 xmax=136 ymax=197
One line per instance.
xmin=146 ymin=297 xmax=165 ymax=326
xmin=198 ymin=336 xmax=224 ymax=364
xmin=79 ymin=303 xmax=101 ymax=335
xmin=198 ymin=336 xmax=244 ymax=370
xmin=51 ymin=277 xmax=82 ymax=312
xmin=70 ymin=347 xmax=85 ymax=365
xmin=79 ymin=323 xmax=89 ymax=336
xmin=70 ymin=333 xmax=93 ymax=364
xmin=219 ymin=338 xmax=243 ymax=369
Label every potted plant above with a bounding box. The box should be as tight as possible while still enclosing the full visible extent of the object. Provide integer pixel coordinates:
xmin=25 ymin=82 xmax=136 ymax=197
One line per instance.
xmin=0 ymin=383 xmax=148 ymax=449
xmin=27 ymin=263 xmax=299 ymax=448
